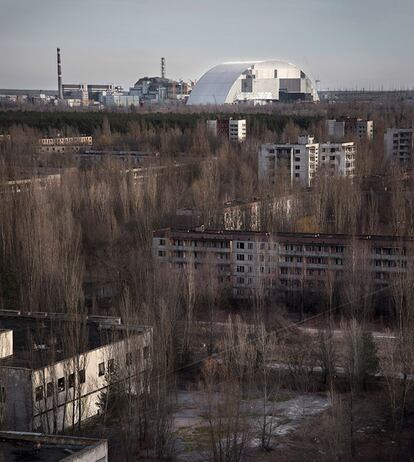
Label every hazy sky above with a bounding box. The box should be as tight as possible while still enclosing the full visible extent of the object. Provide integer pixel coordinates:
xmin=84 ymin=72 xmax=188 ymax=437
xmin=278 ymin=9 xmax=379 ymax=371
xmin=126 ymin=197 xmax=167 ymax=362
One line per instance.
xmin=1 ymin=0 xmax=413 ymax=91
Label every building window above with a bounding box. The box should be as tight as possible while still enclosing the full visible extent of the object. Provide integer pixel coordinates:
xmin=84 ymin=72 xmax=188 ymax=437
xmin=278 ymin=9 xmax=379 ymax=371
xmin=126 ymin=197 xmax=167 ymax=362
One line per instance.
xmin=248 ymin=243 xmax=253 ymax=250
xmin=57 ymin=377 xmax=65 ymax=393
xmin=0 ymin=387 xmax=5 ymax=403
xmin=79 ymin=369 xmax=86 ymax=384
xmin=98 ymin=362 xmax=105 ymax=377
xmin=68 ymin=373 xmax=75 ymax=389
xmin=159 ymin=238 xmax=166 ymax=245
xmin=158 ymin=250 xmax=166 ymax=257
xmin=295 ymin=173 xmax=300 ymax=178
xmin=35 ymin=385 xmax=43 ymax=402
xmin=236 ymin=266 xmax=245 ymax=273
xmin=108 ymin=359 xmax=115 ymax=374
xmin=236 ymin=242 xmax=245 ymax=249
xmin=46 ymin=382 xmax=54 ymax=398
xmin=236 ymin=254 xmax=245 ymax=261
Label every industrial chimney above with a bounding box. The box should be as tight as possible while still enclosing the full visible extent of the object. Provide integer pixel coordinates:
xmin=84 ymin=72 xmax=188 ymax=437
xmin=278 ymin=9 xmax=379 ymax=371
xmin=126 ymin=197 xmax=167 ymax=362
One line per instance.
xmin=161 ymin=57 xmax=166 ymax=79
xmin=57 ymin=48 xmax=63 ymax=99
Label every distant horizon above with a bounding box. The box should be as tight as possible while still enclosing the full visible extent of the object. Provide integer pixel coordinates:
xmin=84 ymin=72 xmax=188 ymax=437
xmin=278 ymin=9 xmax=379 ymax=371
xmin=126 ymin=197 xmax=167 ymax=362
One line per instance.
xmin=1 ymin=0 xmax=413 ymax=92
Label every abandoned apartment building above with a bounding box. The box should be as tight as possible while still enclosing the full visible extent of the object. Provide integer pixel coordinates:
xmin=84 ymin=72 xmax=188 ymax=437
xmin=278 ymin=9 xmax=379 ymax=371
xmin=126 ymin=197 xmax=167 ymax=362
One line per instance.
xmin=0 ymin=311 xmax=152 ymax=433
xmin=153 ymin=228 xmax=413 ymax=297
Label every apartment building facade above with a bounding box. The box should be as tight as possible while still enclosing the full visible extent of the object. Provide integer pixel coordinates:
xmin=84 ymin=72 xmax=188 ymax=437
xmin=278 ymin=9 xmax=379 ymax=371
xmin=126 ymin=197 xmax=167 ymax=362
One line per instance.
xmin=384 ymin=128 xmax=414 ymax=164
xmin=326 ymin=118 xmax=374 ymax=141
xmin=207 ymin=118 xmax=247 ymax=142
xmin=258 ymin=136 xmax=355 ymax=187
xmin=0 ymin=312 xmax=152 ymax=433
xmin=153 ymin=228 xmax=413 ymax=297
xmin=38 ymin=136 xmax=93 ymax=154
xmin=229 ymin=119 xmax=247 ymax=142
xmin=319 ymin=142 xmax=356 ymax=177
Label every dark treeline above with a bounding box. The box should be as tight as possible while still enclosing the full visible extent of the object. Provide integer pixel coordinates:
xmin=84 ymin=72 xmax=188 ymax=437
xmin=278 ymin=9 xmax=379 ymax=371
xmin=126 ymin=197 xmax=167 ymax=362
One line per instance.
xmin=0 ymin=110 xmax=319 ymax=136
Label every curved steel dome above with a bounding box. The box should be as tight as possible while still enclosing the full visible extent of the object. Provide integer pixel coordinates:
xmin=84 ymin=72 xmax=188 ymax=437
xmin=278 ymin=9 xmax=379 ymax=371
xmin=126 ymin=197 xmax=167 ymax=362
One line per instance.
xmin=187 ymin=60 xmax=319 ymax=105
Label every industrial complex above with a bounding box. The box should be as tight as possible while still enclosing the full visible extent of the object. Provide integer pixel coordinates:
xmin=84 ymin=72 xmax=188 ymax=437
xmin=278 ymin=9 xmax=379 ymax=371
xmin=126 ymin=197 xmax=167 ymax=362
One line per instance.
xmin=187 ymin=60 xmax=319 ymax=105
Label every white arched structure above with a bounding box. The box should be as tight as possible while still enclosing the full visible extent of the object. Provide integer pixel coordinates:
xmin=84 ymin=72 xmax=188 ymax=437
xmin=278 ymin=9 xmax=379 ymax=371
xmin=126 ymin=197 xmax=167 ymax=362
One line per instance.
xmin=187 ymin=60 xmax=319 ymax=105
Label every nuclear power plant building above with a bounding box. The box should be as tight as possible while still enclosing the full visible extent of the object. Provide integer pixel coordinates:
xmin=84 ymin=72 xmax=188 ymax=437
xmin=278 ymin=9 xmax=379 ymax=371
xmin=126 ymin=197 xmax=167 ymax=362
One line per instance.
xmin=187 ymin=60 xmax=319 ymax=105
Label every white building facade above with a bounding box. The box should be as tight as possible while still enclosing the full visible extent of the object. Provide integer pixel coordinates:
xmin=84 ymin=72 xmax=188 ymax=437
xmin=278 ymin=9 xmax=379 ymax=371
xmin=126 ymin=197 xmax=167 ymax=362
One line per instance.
xmin=0 ymin=313 xmax=152 ymax=433
xmin=319 ymin=142 xmax=356 ymax=177
xmin=188 ymin=60 xmax=319 ymax=105
xmin=259 ymin=136 xmax=354 ymax=187
xmin=228 ymin=119 xmax=246 ymax=142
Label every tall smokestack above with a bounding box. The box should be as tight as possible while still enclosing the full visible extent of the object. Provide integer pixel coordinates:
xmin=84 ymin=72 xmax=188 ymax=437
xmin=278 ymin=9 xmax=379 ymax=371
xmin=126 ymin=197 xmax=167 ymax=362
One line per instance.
xmin=57 ymin=48 xmax=63 ymax=99
xmin=161 ymin=57 xmax=166 ymax=79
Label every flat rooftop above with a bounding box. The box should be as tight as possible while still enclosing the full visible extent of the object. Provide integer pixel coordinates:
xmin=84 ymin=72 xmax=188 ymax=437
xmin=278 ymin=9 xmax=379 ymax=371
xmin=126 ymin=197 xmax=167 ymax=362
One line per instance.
xmin=154 ymin=227 xmax=414 ymax=244
xmin=0 ymin=431 xmax=106 ymax=462
xmin=0 ymin=311 xmax=149 ymax=369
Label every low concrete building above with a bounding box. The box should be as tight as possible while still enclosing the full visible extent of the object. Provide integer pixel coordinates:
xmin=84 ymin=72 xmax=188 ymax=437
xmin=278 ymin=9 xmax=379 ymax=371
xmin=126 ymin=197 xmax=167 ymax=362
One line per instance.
xmin=0 ymin=311 xmax=152 ymax=433
xmin=0 ymin=431 xmax=107 ymax=462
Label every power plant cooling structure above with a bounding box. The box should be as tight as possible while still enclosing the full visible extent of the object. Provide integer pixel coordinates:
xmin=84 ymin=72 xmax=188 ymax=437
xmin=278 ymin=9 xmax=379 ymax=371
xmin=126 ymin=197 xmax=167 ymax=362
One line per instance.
xmin=57 ymin=47 xmax=63 ymax=99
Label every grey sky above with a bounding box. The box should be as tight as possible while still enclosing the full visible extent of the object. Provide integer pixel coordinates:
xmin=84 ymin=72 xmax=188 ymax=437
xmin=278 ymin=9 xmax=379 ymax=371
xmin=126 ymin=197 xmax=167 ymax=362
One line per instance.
xmin=0 ymin=0 xmax=413 ymax=91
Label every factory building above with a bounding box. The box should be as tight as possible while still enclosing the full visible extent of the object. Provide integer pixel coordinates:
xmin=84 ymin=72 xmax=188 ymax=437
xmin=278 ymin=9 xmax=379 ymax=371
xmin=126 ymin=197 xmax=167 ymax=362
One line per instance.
xmin=61 ymin=83 xmax=124 ymax=106
xmin=0 ymin=311 xmax=152 ymax=433
xmin=258 ymin=136 xmax=355 ymax=187
xmin=187 ymin=60 xmax=319 ymax=105
xmin=153 ymin=228 xmax=414 ymax=298
xmin=384 ymin=128 xmax=414 ymax=164
xmin=100 ymin=94 xmax=141 ymax=108
xmin=130 ymin=77 xmax=191 ymax=103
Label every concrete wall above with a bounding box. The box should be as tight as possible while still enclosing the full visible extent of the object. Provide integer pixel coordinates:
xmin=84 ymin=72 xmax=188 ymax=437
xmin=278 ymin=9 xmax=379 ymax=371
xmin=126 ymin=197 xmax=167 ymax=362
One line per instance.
xmin=0 ymin=432 xmax=108 ymax=462
xmin=0 ymin=367 xmax=33 ymax=430
xmin=63 ymin=439 xmax=108 ymax=462
xmin=0 ymin=330 xmax=13 ymax=359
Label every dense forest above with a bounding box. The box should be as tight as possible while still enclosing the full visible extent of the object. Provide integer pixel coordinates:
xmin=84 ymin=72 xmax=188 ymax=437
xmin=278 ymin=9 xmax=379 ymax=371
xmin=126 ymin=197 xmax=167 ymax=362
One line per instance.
xmin=1 ymin=103 xmax=414 ymax=460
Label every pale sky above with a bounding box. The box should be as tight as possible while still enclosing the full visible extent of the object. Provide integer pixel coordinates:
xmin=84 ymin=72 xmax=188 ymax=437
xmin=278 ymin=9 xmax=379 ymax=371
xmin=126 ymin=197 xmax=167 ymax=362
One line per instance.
xmin=0 ymin=0 xmax=413 ymax=91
